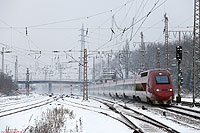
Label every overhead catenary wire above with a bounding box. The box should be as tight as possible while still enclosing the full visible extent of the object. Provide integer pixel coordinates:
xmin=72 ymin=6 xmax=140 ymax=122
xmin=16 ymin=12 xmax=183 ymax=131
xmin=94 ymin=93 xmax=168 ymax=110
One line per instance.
xmin=119 ymin=0 xmax=135 ymax=27
xmin=0 ymin=20 xmax=62 ymax=70
xmin=0 ymin=0 xmax=142 ymax=54
xmin=116 ymin=0 xmax=168 ymax=47
xmin=96 ymin=0 xmax=167 ymax=51
xmin=27 ymin=0 xmax=135 ymax=28
xmin=0 ymin=19 xmax=41 ymax=51
xmin=84 ymin=0 xmax=136 ymax=53
xmin=127 ymin=0 xmax=162 ymax=36
xmin=134 ymin=0 xmax=150 ymax=21
xmin=0 ymin=0 xmax=171 ymax=80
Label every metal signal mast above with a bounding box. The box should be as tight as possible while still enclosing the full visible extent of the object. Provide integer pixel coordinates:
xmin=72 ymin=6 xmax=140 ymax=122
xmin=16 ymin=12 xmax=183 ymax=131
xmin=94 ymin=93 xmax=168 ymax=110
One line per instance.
xmin=156 ymin=48 xmax=160 ymax=68
xmin=164 ymin=13 xmax=169 ymax=70
xmin=140 ymin=32 xmax=145 ymax=71
xmin=83 ymin=49 xmax=88 ymax=100
xmin=79 ymin=25 xmax=86 ymax=82
xmin=26 ymin=68 xmax=30 ymax=96
xmin=193 ymin=0 xmax=200 ymax=105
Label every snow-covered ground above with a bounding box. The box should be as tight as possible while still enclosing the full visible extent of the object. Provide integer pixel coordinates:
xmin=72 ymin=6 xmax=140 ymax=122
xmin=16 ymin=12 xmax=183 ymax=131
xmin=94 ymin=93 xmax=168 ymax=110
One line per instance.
xmin=175 ymin=93 xmax=200 ymax=103
xmin=0 ymin=94 xmax=132 ymax=133
xmin=0 ymin=94 xmax=200 ymax=133
xmin=123 ymin=104 xmax=200 ymax=133
xmin=0 ymin=94 xmax=53 ymax=131
xmin=181 ymin=97 xmax=200 ymax=103
xmin=57 ymin=96 xmax=132 ymax=133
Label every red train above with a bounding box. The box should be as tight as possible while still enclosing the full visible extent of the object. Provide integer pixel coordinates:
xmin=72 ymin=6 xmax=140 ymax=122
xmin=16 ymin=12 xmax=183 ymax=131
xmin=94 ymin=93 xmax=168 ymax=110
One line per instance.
xmin=89 ymin=69 xmax=174 ymax=105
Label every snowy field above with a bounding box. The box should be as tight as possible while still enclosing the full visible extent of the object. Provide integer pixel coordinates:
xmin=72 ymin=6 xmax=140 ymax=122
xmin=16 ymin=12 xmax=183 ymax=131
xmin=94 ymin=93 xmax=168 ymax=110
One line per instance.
xmin=0 ymin=94 xmax=200 ymax=133
xmin=0 ymin=94 xmax=132 ymax=133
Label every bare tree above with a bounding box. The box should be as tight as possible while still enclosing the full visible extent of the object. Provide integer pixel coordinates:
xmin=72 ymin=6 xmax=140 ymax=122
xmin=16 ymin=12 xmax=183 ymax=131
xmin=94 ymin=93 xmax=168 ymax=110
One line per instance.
xmin=0 ymin=73 xmax=17 ymax=96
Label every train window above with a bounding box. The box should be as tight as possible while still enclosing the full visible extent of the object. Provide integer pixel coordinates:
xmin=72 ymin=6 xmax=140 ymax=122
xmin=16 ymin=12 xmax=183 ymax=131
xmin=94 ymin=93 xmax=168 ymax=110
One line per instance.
xmin=141 ymin=72 xmax=148 ymax=77
xmin=155 ymin=76 xmax=170 ymax=84
xmin=136 ymin=84 xmax=144 ymax=91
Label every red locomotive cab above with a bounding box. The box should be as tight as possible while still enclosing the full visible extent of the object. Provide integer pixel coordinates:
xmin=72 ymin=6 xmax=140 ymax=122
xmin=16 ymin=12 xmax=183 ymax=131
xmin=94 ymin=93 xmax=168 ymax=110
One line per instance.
xmin=148 ymin=70 xmax=174 ymax=104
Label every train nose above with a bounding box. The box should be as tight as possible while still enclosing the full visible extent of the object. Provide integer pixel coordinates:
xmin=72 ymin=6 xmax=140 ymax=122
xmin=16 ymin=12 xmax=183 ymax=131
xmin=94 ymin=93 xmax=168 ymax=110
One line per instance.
xmin=155 ymin=88 xmax=174 ymax=99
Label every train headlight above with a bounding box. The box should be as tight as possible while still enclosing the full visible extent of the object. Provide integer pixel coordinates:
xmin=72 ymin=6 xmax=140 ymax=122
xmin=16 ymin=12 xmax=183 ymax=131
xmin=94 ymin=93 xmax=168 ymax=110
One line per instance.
xmin=168 ymin=88 xmax=173 ymax=91
xmin=156 ymin=89 xmax=162 ymax=92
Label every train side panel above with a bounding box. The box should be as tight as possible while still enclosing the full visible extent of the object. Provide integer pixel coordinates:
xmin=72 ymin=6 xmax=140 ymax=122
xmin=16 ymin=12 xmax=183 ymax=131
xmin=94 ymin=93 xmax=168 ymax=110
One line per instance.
xmin=89 ymin=69 xmax=174 ymax=105
xmin=122 ymin=79 xmax=135 ymax=98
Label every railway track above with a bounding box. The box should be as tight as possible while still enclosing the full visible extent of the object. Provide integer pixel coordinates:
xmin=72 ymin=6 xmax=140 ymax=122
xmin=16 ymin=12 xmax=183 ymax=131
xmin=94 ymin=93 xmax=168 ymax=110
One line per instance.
xmin=92 ymin=97 xmax=179 ymax=133
xmin=0 ymin=95 xmax=46 ymax=108
xmin=177 ymin=101 xmax=200 ymax=107
xmin=0 ymin=95 xmax=35 ymax=105
xmin=129 ymin=99 xmax=200 ymax=131
xmin=111 ymin=96 xmax=200 ymax=120
xmin=161 ymin=105 xmax=200 ymax=120
xmin=152 ymin=105 xmax=200 ymax=130
xmin=0 ymin=96 xmax=55 ymax=118
xmin=58 ymin=97 xmax=143 ymax=132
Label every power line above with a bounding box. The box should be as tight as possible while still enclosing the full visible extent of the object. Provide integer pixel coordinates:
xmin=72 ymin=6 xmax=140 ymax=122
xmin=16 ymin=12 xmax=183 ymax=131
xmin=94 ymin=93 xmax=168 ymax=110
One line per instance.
xmin=135 ymin=0 xmax=150 ymax=21
xmin=134 ymin=0 xmax=146 ymax=20
xmin=127 ymin=0 xmax=162 ymax=39
xmin=0 ymin=20 xmax=41 ymax=51
xmin=27 ymin=0 xmax=135 ymax=28
xmin=96 ymin=0 xmax=167 ymax=51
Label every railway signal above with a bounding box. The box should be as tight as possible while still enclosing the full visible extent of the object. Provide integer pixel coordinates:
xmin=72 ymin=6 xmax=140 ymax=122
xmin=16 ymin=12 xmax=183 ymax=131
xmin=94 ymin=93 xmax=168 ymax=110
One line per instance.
xmin=176 ymin=46 xmax=182 ymax=103
xmin=178 ymin=69 xmax=183 ymax=86
xmin=176 ymin=46 xmax=182 ymax=62
xmin=70 ymin=84 xmax=73 ymax=95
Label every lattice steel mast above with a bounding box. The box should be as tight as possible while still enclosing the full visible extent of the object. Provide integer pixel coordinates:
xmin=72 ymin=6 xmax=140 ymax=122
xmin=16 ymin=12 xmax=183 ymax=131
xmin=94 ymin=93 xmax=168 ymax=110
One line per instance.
xmin=164 ymin=13 xmax=169 ymax=70
xmin=156 ymin=48 xmax=160 ymax=68
xmin=140 ymin=32 xmax=145 ymax=71
xmin=79 ymin=25 xmax=85 ymax=82
xmin=83 ymin=49 xmax=88 ymax=100
xmin=193 ymin=0 xmax=200 ymax=105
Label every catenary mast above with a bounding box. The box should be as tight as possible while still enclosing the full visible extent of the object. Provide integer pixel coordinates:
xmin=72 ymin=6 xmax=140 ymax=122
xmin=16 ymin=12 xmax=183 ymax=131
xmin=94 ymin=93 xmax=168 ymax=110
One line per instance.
xmin=193 ymin=0 xmax=200 ymax=105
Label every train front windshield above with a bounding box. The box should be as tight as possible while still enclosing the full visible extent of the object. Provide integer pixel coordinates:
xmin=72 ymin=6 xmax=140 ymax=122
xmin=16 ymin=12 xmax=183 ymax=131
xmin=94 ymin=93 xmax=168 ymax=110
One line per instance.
xmin=155 ymin=76 xmax=170 ymax=84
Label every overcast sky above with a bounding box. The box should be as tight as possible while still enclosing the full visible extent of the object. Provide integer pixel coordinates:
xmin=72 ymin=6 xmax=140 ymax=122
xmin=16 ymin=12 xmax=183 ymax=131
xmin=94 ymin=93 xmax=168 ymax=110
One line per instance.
xmin=0 ymin=0 xmax=193 ymax=80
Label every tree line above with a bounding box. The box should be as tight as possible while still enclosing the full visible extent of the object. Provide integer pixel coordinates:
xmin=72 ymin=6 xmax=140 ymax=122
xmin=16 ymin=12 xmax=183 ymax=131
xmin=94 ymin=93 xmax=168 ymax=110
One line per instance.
xmin=0 ymin=73 xmax=17 ymax=96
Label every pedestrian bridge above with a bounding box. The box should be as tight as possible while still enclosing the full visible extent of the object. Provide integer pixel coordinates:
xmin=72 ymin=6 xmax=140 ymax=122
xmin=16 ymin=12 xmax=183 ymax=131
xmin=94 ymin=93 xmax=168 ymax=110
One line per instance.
xmin=17 ymin=80 xmax=83 ymax=84
xmin=17 ymin=80 xmax=84 ymax=93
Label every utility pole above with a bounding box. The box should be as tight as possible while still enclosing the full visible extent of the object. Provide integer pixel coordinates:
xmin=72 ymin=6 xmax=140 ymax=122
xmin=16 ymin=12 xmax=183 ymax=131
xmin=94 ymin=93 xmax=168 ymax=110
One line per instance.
xmin=97 ymin=52 xmax=103 ymax=79
xmin=100 ymin=53 xmax=103 ymax=78
xmin=1 ymin=47 xmax=11 ymax=74
xmin=164 ymin=13 xmax=169 ymax=70
xmin=140 ymin=32 xmax=145 ymax=71
xmin=44 ymin=67 xmax=48 ymax=80
xmin=15 ymin=56 xmax=18 ymax=82
xmin=107 ymin=53 xmax=112 ymax=72
xmin=59 ymin=63 xmax=62 ymax=81
xmin=49 ymin=70 xmax=53 ymax=80
xmin=83 ymin=49 xmax=88 ymax=100
xmin=26 ymin=68 xmax=30 ymax=96
xmin=5 ymin=64 xmax=8 ymax=75
xmin=79 ymin=25 xmax=86 ymax=82
xmin=107 ymin=53 xmax=110 ymax=72
xmin=125 ymin=40 xmax=130 ymax=79
xmin=193 ymin=0 xmax=200 ymax=106
xmin=179 ymin=31 xmax=181 ymax=46
xmin=156 ymin=48 xmax=160 ymax=68
xmin=1 ymin=47 xmax=4 ymax=73
xmin=92 ymin=56 xmax=95 ymax=82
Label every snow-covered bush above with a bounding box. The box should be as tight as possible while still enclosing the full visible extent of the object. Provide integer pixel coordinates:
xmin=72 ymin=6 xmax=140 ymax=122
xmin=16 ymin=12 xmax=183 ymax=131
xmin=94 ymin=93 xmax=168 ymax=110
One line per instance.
xmin=26 ymin=106 xmax=82 ymax=133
